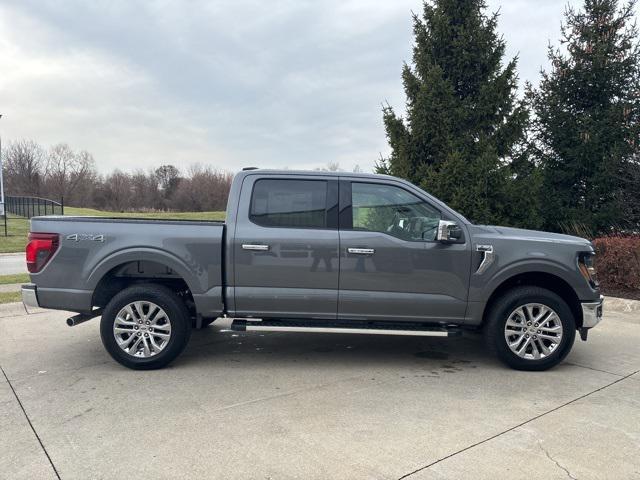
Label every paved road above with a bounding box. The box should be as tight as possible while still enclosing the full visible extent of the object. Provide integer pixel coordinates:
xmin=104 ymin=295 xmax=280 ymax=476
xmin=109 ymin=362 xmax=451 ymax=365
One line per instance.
xmin=0 ymin=253 xmax=25 ymax=275
xmin=0 ymin=306 xmax=638 ymax=479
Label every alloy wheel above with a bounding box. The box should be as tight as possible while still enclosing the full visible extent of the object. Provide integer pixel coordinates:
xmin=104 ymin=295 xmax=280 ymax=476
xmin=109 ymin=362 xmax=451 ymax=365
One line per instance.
xmin=113 ymin=301 xmax=172 ymax=358
xmin=504 ymin=303 xmax=563 ymax=360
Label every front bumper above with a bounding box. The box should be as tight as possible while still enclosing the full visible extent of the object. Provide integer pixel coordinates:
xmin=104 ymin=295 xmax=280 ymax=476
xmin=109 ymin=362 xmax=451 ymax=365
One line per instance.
xmin=581 ymin=295 xmax=604 ymax=328
xmin=22 ymin=284 xmax=40 ymax=309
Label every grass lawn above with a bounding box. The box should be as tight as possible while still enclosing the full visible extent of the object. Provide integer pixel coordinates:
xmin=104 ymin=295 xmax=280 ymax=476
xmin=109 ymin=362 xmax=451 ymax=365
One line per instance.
xmin=0 ymin=208 xmax=226 ymax=254
xmin=0 ymin=215 xmax=30 ymax=253
xmin=0 ymin=273 xmax=29 ymax=285
xmin=0 ymin=291 xmax=21 ymax=304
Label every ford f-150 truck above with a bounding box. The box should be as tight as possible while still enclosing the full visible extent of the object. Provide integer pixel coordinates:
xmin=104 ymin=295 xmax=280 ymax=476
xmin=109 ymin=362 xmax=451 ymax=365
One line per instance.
xmin=22 ymin=169 xmax=603 ymax=370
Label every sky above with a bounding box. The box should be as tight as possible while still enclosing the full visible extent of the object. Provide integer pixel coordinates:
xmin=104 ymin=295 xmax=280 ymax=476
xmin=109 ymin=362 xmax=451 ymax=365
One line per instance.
xmin=0 ymin=0 xmax=624 ymax=174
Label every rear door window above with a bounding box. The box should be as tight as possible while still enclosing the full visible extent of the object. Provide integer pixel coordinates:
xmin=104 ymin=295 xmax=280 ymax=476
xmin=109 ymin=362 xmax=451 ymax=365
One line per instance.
xmin=250 ymin=179 xmax=328 ymax=228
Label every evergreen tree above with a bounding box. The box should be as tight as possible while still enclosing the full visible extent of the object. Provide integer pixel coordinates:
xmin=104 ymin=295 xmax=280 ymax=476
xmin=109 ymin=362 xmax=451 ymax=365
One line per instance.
xmin=379 ymin=0 xmax=539 ymax=227
xmin=531 ymin=0 xmax=640 ymax=235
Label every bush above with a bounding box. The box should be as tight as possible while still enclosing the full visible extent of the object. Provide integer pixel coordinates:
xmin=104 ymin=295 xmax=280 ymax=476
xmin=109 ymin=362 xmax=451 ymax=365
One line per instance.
xmin=593 ymin=235 xmax=640 ymax=297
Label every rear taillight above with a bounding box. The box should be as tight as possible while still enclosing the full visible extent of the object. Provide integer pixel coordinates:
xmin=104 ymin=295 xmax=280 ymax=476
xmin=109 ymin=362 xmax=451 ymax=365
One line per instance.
xmin=26 ymin=233 xmax=59 ymax=273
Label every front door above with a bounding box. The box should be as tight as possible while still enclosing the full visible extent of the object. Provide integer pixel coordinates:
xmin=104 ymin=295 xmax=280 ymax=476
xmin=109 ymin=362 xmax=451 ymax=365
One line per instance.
xmin=233 ymin=175 xmax=339 ymax=319
xmin=338 ymin=179 xmax=471 ymax=323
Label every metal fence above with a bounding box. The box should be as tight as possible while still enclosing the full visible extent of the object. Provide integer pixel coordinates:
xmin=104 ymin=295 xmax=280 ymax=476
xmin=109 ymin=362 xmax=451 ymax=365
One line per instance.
xmin=4 ymin=195 xmax=64 ymax=218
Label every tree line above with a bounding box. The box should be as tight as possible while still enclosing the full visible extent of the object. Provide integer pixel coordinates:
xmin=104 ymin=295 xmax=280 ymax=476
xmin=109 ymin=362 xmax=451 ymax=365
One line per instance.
xmin=379 ymin=0 xmax=640 ymax=236
xmin=2 ymin=141 xmax=232 ymax=212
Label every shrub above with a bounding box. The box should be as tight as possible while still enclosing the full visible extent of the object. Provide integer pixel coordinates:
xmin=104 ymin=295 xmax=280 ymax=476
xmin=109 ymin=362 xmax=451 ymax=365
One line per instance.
xmin=593 ymin=235 xmax=640 ymax=296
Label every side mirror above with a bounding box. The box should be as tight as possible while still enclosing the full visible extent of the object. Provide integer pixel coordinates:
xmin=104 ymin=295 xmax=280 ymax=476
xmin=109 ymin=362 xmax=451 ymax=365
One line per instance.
xmin=437 ymin=220 xmax=463 ymax=242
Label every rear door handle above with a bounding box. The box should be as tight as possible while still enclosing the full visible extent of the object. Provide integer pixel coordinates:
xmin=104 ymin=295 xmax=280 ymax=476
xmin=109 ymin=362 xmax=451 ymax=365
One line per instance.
xmin=347 ymin=247 xmax=375 ymax=255
xmin=242 ymin=244 xmax=270 ymax=251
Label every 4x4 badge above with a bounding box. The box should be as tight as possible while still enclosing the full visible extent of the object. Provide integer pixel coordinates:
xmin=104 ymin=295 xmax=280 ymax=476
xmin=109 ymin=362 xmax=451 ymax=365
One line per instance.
xmin=66 ymin=234 xmax=105 ymax=242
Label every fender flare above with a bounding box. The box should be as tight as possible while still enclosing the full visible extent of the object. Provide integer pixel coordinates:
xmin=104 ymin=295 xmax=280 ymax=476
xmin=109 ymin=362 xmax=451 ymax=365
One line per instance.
xmin=465 ymin=258 xmax=581 ymax=325
xmin=86 ymin=247 xmax=203 ymax=294
xmin=479 ymin=258 xmax=576 ymax=302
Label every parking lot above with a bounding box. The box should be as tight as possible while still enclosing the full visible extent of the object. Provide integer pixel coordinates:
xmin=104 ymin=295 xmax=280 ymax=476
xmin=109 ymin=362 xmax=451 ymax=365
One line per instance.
xmin=1 ymin=303 xmax=639 ymax=480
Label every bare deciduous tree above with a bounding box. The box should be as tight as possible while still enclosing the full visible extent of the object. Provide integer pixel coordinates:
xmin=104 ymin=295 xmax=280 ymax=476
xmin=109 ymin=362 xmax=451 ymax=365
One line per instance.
xmin=3 ymin=140 xmax=45 ymax=195
xmin=102 ymin=170 xmax=134 ymax=212
xmin=3 ymin=139 xmax=236 ymax=213
xmin=131 ymin=169 xmax=162 ymax=210
xmin=45 ymin=144 xmax=96 ymax=204
xmin=316 ymin=161 xmax=341 ymax=172
xmin=172 ymin=164 xmax=233 ymax=211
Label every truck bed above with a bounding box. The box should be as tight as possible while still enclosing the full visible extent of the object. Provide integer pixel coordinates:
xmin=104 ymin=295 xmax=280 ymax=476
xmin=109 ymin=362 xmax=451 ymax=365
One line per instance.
xmin=29 ymin=216 xmax=226 ymax=318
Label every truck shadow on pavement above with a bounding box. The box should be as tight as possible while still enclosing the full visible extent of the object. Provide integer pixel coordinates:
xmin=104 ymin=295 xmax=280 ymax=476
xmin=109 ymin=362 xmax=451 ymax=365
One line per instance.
xmin=172 ymin=324 xmax=496 ymax=373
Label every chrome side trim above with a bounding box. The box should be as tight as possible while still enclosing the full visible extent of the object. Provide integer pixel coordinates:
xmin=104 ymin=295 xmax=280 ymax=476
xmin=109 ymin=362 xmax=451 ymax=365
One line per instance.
xmin=244 ymin=325 xmax=449 ymax=336
xmin=21 ymin=284 xmax=40 ymax=309
xmin=475 ymin=244 xmax=494 ymax=274
xmin=581 ymin=295 xmax=604 ymax=328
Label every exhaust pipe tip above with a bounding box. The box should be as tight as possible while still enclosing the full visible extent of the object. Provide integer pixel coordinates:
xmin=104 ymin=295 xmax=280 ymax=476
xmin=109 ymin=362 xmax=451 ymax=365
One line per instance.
xmin=66 ymin=309 xmax=102 ymax=327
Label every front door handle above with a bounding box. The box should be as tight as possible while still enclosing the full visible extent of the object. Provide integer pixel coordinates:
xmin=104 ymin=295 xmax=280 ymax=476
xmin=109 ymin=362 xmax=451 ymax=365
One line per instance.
xmin=242 ymin=244 xmax=270 ymax=251
xmin=347 ymin=247 xmax=375 ymax=255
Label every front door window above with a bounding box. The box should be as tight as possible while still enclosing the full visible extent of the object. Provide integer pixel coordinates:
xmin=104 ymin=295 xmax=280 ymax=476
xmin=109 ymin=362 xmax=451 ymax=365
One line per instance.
xmin=351 ymin=182 xmax=441 ymax=241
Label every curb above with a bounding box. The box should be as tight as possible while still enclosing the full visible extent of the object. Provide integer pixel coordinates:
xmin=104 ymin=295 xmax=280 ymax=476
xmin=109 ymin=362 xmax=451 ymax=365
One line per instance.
xmin=0 ymin=283 xmax=22 ymax=293
xmin=0 ymin=301 xmax=27 ymax=318
xmin=605 ymin=296 xmax=640 ymax=313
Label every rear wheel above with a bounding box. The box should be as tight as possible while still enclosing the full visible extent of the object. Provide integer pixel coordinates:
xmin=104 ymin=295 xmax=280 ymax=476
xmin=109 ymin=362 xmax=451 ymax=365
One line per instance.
xmin=100 ymin=284 xmax=191 ymax=370
xmin=484 ymin=286 xmax=576 ymax=371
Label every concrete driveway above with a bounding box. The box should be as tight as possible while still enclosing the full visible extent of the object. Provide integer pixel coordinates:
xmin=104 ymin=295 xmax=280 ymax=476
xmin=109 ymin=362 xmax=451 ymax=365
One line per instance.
xmin=1 ymin=305 xmax=638 ymax=480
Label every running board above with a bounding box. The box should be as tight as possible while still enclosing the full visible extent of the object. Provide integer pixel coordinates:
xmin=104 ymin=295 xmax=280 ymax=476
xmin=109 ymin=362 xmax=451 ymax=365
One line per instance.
xmin=230 ymin=319 xmax=462 ymax=337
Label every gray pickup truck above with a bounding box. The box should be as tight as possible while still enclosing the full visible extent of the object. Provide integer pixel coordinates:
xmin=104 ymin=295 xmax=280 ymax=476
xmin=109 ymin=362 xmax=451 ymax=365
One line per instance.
xmin=22 ymin=169 xmax=603 ymax=370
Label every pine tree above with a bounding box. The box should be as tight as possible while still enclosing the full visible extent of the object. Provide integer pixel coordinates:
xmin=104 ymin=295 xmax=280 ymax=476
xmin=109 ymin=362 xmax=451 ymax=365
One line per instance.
xmin=531 ymin=0 xmax=640 ymax=234
xmin=379 ymin=0 xmax=538 ymax=227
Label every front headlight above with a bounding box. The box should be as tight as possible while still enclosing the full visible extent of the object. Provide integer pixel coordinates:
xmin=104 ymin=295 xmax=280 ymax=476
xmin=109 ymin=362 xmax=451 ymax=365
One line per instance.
xmin=578 ymin=252 xmax=598 ymax=288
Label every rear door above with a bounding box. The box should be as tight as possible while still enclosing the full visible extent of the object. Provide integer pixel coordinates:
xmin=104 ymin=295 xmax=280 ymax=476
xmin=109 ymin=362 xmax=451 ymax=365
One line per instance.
xmin=232 ymin=174 xmax=339 ymax=319
xmin=338 ymin=179 xmax=471 ymax=323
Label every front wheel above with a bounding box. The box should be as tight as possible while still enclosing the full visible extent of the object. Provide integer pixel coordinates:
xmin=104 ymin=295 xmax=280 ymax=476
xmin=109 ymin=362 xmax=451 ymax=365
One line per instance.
xmin=484 ymin=286 xmax=576 ymax=371
xmin=100 ymin=284 xmax=191 ymax=370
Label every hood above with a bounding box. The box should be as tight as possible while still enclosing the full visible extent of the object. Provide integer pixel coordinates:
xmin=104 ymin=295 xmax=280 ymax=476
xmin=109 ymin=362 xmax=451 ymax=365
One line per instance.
xmin=472 ymin=225 xmax=593 ymax=248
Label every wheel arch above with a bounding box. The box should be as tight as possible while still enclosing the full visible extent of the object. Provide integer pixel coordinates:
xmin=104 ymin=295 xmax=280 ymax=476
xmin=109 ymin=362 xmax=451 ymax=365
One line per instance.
xmin=87 ymin=248 xmax=201 ymax=291
xmin=481 ymin=271 xmax=583 ymax=328
xmin=88 ymin=249 xmax=201 ymax=317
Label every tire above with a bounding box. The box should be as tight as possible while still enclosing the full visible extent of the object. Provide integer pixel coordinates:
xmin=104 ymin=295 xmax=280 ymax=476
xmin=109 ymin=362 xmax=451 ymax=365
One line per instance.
xmin=201 ymin=317 xmax=216 ymax=328
xmin=100 ymin=283 xmax=191 ymax=370
xmin=484 ymin=286 xmax=576 ymax=371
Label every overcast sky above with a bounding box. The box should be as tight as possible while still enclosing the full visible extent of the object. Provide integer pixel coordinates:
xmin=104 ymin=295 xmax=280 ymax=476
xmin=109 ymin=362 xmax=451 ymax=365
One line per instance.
xmin=0 ymin=0 xmax=626 ymax=174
